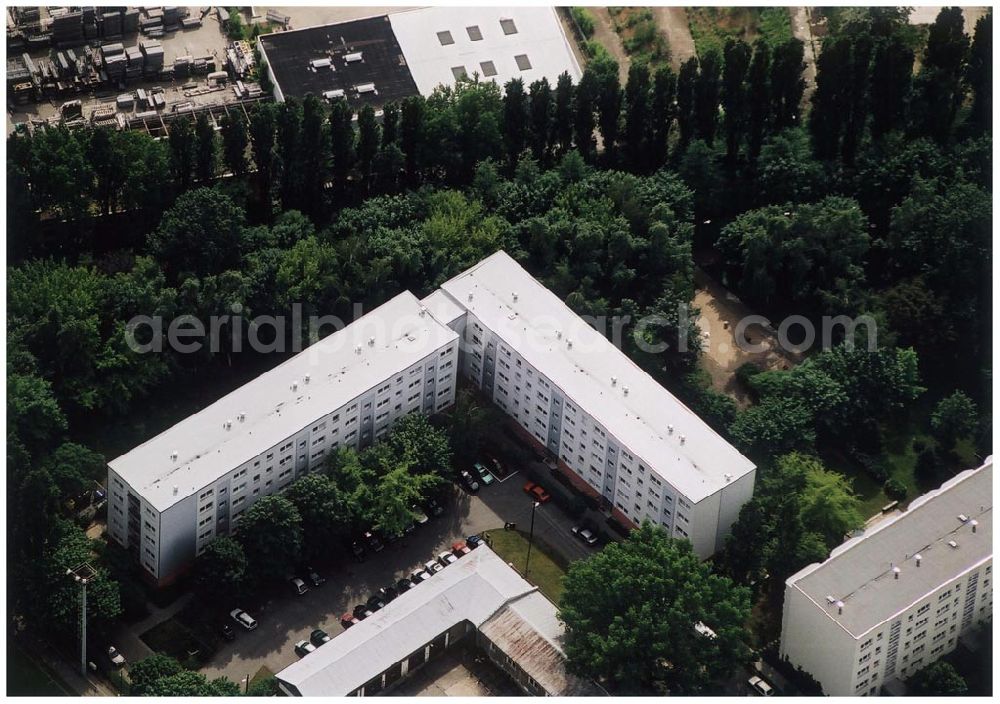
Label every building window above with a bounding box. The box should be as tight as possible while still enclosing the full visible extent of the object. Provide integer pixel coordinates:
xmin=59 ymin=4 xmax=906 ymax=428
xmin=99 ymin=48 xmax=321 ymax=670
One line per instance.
xmin=514 ymin=54 xmax=532 ymax=71
xmin=500 ymin=18 xmax=518 ymax=35
xmin=437 ymin=30 xmax=454 ymax=46
xmin=480 ymin=60 xmax=497 ymax=77
xmin=467 ymin=25 xmax=483 ymax=41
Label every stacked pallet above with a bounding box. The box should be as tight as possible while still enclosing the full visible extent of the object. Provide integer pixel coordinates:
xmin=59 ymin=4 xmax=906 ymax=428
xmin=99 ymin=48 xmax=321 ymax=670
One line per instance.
xmin=140 ymin=39 xmax=164 ymax=76
xmin=51 ymin=9 xmax=84 ymax=46
xmin=102 ymin=10 xmax=122 ymax=38
xmin=123 ymin=8 xmax=140 ymax=33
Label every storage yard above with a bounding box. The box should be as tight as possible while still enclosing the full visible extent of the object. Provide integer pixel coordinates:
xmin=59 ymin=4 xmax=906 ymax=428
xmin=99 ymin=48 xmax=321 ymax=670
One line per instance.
xmin=6 ymin=6 xmax=264 ymax=135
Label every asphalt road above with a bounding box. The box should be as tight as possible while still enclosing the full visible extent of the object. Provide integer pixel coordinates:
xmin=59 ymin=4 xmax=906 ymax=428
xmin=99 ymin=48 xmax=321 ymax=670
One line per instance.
xmin=199 ymin=475 xmax=597 ymax=683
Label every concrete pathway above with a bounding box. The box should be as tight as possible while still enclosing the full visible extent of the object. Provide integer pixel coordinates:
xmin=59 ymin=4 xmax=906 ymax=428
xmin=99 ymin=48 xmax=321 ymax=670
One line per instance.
xmin=653 ymin=7 xmax=697 ymax=68
xmin=789 ymin=7 xmax=818 ymax=109
xmin=113 ymin=591 xmax=195 ymax=665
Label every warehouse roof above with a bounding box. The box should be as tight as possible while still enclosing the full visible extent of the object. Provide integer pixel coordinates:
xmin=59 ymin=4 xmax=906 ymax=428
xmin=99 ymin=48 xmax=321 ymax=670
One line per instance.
xmin=108 ymin=292 xmax=457 ymax=511
xmin=388 ymin=6 xmax=582 ymax=94
xmin=789 ymin=457 xmax=993 ymax=638
xmin=275 ymin=546 xmax=600 ymax=696
xmin=258 ymin=14 xmax=418 ymax=106
xmin=436 ymin=251 xmax=756 ymax=502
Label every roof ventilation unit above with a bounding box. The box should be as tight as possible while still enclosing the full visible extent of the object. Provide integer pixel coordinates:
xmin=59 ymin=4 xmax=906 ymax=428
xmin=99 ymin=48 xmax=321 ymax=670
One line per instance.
xmin=418 ymin=306 xmax=427 ymax=317
xmin=468 ymin=292 xmax=474 ymax=302
xmin=368 ymin=336 xmax=376 ymax=347
xmin=170 ymin=450 xmax=178 ymax=461
xmin=566 ymin=339 xmax=573 ymax=349
xmin=309 ymin=58 xmax=332 ymax=71
xmin=173 ymin=485 xmax=179 ymax=495
xmin=512 ymin=291 xmax=518 ymax=302
xmin=291 ymin=380 xmax=298 ymax=391
xmin=323 ymin=89 xmax=345 ymax=100
xmin=237 ymin=412 xmax=246 ymax=422
xmin=355 ymin=344 xmax=362 ymax=354
xmin=958 ymin=514 xmax=969 ymax=522
xmin=679 ymin=435 xmax=686 ymax=445
xmin=304 ymin=374 xmax=310 ymax=384
xmin=223 ymin=420 xmax=232 ymax=430
xmin=344 ymin=51 xmax=363 ymax=63
xmin=724 ymin=473 xmax=733 ymax=483
xmin=893 ymin=566 xmax=901 ymax=580
xmin=825 ymin=595 xmax=836 ymax=604
xmin=914 ymin=553 xmax=922 ymax=567
xmin=836 ymin=600 xmax=844 ymax=615
xmin=611 ymin=376 xmax=617 ymax=387
xmin=948 ymin=540 xmax=959 ymax=549
xmin=556 ymin=330 xmax=562 ymax=339
xmin=667 ymin=425 xmax=674 ymax=434
xmin=355 ymin=82 xmax=376 ymax=94
xmin=971 ymin=519 xmax=978 ymax=533
xmin=623 ymin=386 xmax=629 ymax=396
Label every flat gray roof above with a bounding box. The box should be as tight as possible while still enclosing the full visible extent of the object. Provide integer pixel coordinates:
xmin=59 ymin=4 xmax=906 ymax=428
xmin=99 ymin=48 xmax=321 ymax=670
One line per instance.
xmin=109 ymin=292 xmax=458 ymax=511
xmin=276 ymin=546 xmax=599 ymax=696
xmin=790 ymin=457 xmax=993 ymax=638
xmin=437 ymin=251 xmax=756 ymax=502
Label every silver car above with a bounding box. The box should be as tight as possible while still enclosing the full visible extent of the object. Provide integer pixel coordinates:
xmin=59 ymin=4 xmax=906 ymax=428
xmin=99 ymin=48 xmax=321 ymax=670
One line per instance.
xmin=230 ymin=608 xmax=258 ymax=630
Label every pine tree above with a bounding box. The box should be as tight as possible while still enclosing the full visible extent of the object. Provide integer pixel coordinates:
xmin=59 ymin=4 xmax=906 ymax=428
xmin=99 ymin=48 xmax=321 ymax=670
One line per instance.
xmin=554 ymin=71 xmax=575 ymax=155
xmin=770 ymin=38 xmax=806 ymax=129
xmin=722 ymin=38 xmax=752 ymax=164
xmin=502 ymin=78 xmax=529 ymax=171
xmin=695 ymin=49 xmax=722 ymax=145
xmin=623 ymin=62 xmax=651 ymax=172
xmin=747 ymin=39 xmax=771 ymax=161
xmin=869 ymin=35 xmax=914 ymax=138
xmin=528 ymin=77 xmax=554 ymax=165
xmin=573 ymin=70 xmax=598 ymax=161
xmin=596 ymin=70 xmax=623 ymax=163
xmin=677 ymin=57 xmax=699 ymax=148
xmin=965 ymin=12 xmax=992 ymax=134
xmin=399 ymin=96 xmax=425 ymax=185
xmin=649 ymin=66 xmax=677 ymax=168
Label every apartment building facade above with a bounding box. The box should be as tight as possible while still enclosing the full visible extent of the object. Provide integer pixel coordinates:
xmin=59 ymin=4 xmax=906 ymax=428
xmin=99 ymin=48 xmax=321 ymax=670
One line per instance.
xmin=108 ymin=292 xmax=459 ymax=585
xmin=425 ymin=251 xmax=757 ymax=558
xmin=779 ymin=458 xmax=993 ymax=696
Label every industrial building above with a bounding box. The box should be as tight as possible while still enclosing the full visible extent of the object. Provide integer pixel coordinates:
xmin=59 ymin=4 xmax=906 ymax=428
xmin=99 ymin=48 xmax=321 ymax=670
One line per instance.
xmin=425 ymin=251 xmax=757 ymax=558
xmin=275 ymin=545 xmax=602 ymax=696
xmin=779 ymin=457 xmax=993 ymax=696
xmin=107 ymin=292 xmax=459 ymax=585
xmin=109 ymin=251 xmax=755 ymax=583
xmin=257 ymin=6 xmax=582 ymax=106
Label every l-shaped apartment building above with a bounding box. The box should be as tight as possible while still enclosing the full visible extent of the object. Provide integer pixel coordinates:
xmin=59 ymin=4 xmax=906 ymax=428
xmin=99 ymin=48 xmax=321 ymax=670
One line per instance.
xmin=108 ymin=251 xmax=756 ymax=585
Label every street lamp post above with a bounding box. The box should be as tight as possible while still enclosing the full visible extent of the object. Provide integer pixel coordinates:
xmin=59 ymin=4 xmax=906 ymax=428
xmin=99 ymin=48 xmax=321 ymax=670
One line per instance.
xmin=524 ymin=501 xmax=540 ymax=579
xmin=67 ymin=562 xmax=97 ymax=678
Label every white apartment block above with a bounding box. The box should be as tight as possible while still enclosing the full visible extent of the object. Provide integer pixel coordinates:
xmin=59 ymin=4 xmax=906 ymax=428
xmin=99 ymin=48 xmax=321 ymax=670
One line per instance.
xmin=109 ymin=251 xmax=757 ymax=583
xmin=423 ymin=251 xmax=757 ymax=558
xmin=107 ymin=292 xmax=459 ymax=585
xmin=779 ymin=457 xmax=993 ymax=696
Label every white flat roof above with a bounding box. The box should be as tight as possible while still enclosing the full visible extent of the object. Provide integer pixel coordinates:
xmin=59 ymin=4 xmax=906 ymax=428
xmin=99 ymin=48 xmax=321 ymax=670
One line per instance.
xmin=276 ymin=546 xmax=598 ymax=696
xmin=437 ymin=251 xmax=756 ymax=502
xmin=790 ymin=458 xmax=993 ymax=638
xmin=388 ymin=6 xmax=582 ymax=95
xmin=109 ymin=292 xmax=457 ymax=511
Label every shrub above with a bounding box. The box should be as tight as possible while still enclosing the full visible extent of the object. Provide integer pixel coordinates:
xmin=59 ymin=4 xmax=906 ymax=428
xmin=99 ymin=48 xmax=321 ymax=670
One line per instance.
xmin=883 ymin=478 xmax=907 ymax=502
xmin=570 ymin=7 xmax=595 ymax=39
xmin=850 ymin=450 xmax=889 ymax=483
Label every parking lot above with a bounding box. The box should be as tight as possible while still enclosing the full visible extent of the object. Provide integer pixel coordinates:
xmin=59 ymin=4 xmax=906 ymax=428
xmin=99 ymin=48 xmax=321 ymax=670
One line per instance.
xmin=198 ymin=465 xmax=598 ymax=685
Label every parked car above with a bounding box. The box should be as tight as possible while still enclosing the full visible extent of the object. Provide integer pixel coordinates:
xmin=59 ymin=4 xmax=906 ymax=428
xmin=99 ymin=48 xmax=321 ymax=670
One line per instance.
xmin=107 ymin=646 xmax=126 ymax=667
xmin=221 ymin=623 xmax=235 ymax=641
xmin=438 ymin=550 xmax=458 ymax=567
xmin=411 ymin=505 xmax=429 ymax=525
xmin=353 ymin=604 xmax=374 ymax=620
xmin=424 ymin=497 xmax=444 ymax=517
xmin=466 ymin=534 xmax=484 ymax=549
xmin=459 ymin=470 xmax=480 ymax=493
xmin=523 ymin=480 xmax=552 ymax=503
xmin=571 ymin=525 xmax=599 ymax=546
xmin=452 ymin=540 xmax=472 ymax=557
xmin=396 ymin=577 xmax=414 ymax=593
xmin=748 ymin=676 xmax=774 ymax=696
xmin=410 ymin=568 xmax=432 ymax=585
xmin=294 ymin=640 xmax=317 ymax=657
xmin=289 ymin=576 xmax=309 ymax=595
xmin=230 ymin=608 xmax=258 ymax=630
xmin=473 ymin=462 xmax=494 ymax=486
xmin=310 ymin=628 xmax=331 ymax=646
xmin=366 ymin=595 xmax=386 ymax=612
xmin=340 ymin=613 xmax=360 ymax=629
xmin=350 ymin=540 xmax=366 ymax=562
xmin=489 ymin=457 xmax=504 ymax=478
xmin=306 ymin=568 xmax=326 ymax=587
xmin=424 ymin=559 xmax=444 ymax=575
xmin=378 ymin=585 xmax=398 ymax=603
xmin=363 ymin=530 xmax=384 ymax=553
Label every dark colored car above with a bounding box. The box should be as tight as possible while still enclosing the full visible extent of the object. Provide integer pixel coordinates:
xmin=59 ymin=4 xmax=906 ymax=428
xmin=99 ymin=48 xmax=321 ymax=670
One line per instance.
xmin=350 ymin=540 xmax=366 ymax=562
xmin=310 ymin=628 xmax=332 ymax=646
xmin=353 ymin=604 xmax=374 ymax=620
xmin=459 ymin=469 xmax=480 ymax=493
xmin=366 ymin=595 xmax=386 ymax=612
xmin=424 ymin=497 xmax=444 ymax=517
xmin=466 ymin=534 xmax=484 ymax=549
xmin=379 ymin=585 xmax=398 ymax=603
xmin=474 ymin=462 xmax=495 ymax=485
xmin=306 ymin=567 xmax=326 ymax=587
xmin=341 ymin=613 xmax=360 ymax=629
xmin=221 ymin=623 xmax=236 ymax=641
xmin=410 ymin=568 xmax=432 ymax=585
xmin=364 ymin=530 xmax=385 ymax=553
xmin=396 ymin=578 xmax=414 ymax=593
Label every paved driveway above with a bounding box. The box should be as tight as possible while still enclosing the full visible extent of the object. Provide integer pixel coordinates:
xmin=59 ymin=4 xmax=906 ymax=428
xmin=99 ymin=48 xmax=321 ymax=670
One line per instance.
xmin=199 ymin=475 xmax=596 ymax=684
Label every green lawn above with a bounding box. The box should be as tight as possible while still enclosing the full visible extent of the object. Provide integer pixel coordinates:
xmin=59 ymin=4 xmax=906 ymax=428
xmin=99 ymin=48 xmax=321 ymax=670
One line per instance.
xmin=483 ymin=529 xmax=568 ymax=605
xmin=7 ymin=644 xmax=72 ymax=696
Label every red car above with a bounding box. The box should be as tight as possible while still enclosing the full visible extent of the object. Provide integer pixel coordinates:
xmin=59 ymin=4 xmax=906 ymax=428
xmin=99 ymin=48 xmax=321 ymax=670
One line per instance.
xmin=523 ymin=480 xmax=551 ymax=503
xmin=340 ymin=612 xmax=360 ymax=629
xmin=452 ymin=540 xmax=471 ymax=557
